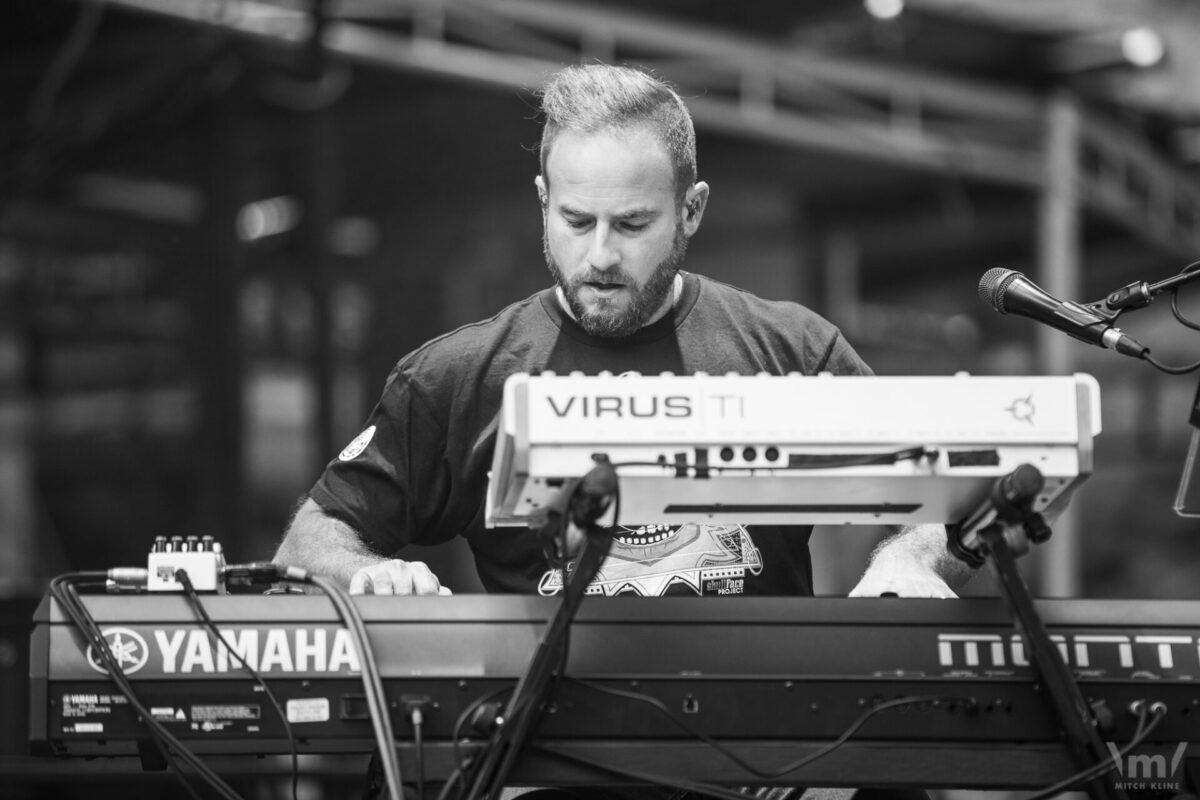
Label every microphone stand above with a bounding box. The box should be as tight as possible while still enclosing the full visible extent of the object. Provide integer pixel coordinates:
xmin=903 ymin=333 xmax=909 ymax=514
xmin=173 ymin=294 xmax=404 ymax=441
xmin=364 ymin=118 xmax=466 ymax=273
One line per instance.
xmin=1091 ymin=267 xmax=1200 ymax=315
xmin=1172 ymin=371 xmax=1200 ymax=516
xmin=949 ymin=465 xmax=1129 ymax=800
xmin=461 ymin=467 xmax=615 ymax=800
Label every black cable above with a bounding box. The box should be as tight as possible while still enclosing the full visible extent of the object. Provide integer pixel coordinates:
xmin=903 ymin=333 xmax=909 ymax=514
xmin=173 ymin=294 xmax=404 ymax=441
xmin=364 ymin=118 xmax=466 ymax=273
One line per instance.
xmin=525 ymin=744 xmax=784 ymax=800
xmin=1020 ymin=701 xmax=1167 ymax=800
xmin=434 ymin=765 xmax=466 ymax=800
xmin=446 ymin=685 xmax=514 ymax=794
xmin=565 ymin=679 xmax=968 ymax=781
xmin=175 ymin=569 xmax=301 ymax=800
xmin=301 ymin=573 xmax=406 ymax=800
xmin=1171 ymin=289 xmax=1200 ymax=332
xmin=1132 ymin=260 xmax=1200 ymax=371
xmin=564 ymin=676 xmax=774 ymax=777
xmin=1138 ymin=266 xmax=1200 ymax=372
xmin=412 ymin=707 xmax=426 ymax=800
xmin=48 ymin=573 xmax=243 ymax=800
xmin=51 ymin=575 xmax=209 ymax=800
xmin=534 ymin=692 xmax=1140 ymax=800
xmin=1142 ymin=352 xmax=1200 ymax=375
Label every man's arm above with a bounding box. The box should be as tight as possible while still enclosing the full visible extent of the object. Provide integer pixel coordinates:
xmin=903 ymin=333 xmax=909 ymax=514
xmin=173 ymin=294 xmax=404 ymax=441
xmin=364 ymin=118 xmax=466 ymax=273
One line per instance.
xmin=273 ymin=497 xmax=450 ymax=595
xmin=848 ymin=523 xmax=975 ymax=598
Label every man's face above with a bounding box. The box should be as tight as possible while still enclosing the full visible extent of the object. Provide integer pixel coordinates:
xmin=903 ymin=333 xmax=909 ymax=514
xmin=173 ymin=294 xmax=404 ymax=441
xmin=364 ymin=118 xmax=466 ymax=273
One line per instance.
xmin=540 ymin=126 xmax=693 ymax=338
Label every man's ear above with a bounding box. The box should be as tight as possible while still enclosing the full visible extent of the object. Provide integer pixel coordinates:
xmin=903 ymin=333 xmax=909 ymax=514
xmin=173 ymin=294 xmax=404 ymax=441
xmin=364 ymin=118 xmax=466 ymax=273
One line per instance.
xmin=682 ymin=181 xmax=710 ymax=236
xmin=534 ymin=175 xmax=548 ymax=209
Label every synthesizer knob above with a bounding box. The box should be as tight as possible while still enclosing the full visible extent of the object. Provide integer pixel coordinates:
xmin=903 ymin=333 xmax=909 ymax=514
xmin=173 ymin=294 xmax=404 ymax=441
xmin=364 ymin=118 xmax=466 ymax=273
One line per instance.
xmin=168 ymin=535 xmax=184 ymax=552
xmin=201 ymin=535 xmax=215 ymax=552
xmin=152 ymin=535 xmax=167 ymax=553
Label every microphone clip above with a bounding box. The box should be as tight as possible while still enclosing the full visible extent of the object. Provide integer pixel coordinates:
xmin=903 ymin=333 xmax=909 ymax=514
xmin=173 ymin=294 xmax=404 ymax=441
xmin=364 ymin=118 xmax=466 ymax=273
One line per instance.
xmin=949 ymin=464 xmax=1050 ymax=568
xmin=1092 ymin=265 xmax=1200 ymax=316
xmin=533 ymin=455 xmax=618 ymax=569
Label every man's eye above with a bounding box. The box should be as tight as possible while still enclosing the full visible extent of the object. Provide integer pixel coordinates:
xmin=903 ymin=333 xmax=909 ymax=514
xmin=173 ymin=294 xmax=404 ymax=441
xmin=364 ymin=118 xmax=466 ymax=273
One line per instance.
xmin=621 ymin=222 xmax=648 ymax=233
xmin=566 ymin=218 xmax=591 ymax=230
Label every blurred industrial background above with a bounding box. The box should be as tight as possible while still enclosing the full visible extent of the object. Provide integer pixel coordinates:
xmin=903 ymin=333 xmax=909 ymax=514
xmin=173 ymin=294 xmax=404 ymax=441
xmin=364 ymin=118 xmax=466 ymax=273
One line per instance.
xmin=3 ymin=0 xmax=1200 ymax=796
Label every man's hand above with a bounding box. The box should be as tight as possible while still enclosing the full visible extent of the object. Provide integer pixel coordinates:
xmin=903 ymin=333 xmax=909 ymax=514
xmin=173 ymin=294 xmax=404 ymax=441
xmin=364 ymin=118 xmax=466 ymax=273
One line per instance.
xmin=275 ymin=499 xmax=455 ymax=595
xmin=348 ymin=559 xmax=453 ymax=596
xmin=848 ymin=561 xmax=957 ymax=598
xmin=848 ymin=523 xmax=971 ymax=598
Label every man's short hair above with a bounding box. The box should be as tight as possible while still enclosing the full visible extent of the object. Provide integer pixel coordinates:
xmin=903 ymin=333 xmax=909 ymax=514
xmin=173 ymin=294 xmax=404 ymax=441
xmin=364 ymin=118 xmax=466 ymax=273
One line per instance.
xmin=538 ymin=64 xmax=698 ymax=203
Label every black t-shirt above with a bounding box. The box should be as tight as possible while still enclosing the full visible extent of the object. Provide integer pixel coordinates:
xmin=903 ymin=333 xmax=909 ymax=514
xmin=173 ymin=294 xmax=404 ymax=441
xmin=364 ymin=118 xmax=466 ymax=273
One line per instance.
xmin=309 ymin=272 xmax=872 ymax=595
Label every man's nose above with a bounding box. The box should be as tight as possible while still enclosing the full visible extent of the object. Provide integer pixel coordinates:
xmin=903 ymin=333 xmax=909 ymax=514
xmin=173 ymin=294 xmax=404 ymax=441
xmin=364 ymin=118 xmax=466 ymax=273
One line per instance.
xmin=587 ymin=226 xmax=621 ymax=270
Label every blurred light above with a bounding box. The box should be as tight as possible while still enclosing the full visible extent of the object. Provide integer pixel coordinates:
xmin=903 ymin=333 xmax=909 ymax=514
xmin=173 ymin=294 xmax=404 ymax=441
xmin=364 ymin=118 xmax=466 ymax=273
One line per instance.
xmin=327 ymin=216 xmax=382 ymax=257
xmin=236 ymin=195 xmax=302 ymax=241
xmin=1121 ymin=27 xmax=1165 ymax=68
xmin=943 ymin=313 xmax=982 ymax=353
xmin=864 ymin=0 xmax=904 ymax=21
xmin=73 ymin=173 xmax=204 ymax=224
xmin=331 ymin=281 xmax=373 ymax=354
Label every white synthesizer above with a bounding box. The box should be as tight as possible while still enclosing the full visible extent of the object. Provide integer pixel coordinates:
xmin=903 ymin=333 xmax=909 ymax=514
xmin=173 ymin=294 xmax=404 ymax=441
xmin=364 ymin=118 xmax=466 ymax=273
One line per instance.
xmin=485 ymin=372 xmax=1101 ymax=528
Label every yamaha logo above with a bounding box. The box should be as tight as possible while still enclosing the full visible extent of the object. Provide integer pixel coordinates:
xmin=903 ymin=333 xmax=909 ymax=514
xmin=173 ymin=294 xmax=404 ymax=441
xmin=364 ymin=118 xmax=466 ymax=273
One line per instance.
xmin=86 ymin=627 xmax=150 ymax=675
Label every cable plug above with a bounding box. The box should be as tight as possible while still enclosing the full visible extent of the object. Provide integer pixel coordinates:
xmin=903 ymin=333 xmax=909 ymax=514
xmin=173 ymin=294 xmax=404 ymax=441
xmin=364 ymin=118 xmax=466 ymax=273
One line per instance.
xmin=1127 ymin=699 xmax=1168 ymax=718
xmin=221 ymin=562 xmax=284 ymax=588
xmin=467 ymin=700 xmax=505 ymax=735
xmin=106 ymin=567 xmax=149 ymax=593
xmin=401 ymin=694 xmax=434 ymax=723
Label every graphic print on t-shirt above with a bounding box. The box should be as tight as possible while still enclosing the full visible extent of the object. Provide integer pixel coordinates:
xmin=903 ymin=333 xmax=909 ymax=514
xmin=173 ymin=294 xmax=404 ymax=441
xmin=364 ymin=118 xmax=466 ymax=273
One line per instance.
xmin=537 ymin=522 xmax=763 ymax=597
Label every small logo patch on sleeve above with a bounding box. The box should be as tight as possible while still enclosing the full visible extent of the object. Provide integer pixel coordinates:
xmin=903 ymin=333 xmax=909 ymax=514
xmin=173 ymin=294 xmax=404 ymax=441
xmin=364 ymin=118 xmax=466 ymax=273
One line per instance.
xmin=338 ymin=425 xmax=376 ymax=461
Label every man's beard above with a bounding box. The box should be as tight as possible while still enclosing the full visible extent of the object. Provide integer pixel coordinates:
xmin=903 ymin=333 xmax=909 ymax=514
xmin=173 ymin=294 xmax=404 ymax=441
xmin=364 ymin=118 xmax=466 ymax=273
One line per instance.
xmin=544 ymin=227 xmax=688 ymax=338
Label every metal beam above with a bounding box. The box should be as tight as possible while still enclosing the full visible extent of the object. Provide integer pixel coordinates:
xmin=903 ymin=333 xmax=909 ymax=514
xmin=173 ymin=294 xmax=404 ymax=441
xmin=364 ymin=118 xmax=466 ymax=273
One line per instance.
xmin=1035 ymin=90 xmax=1083 ymax=597
xmin=81 ymin=0 xmax=1200 ymax=254
xmin=86 ymin=0 xmax=1048 ymax=189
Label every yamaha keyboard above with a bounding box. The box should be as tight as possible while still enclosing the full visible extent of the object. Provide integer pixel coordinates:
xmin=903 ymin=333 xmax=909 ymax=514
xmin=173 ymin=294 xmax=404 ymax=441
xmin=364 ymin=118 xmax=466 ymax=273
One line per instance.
xmin=29 ymin=594 xmax=1200 ymax=789
xmin=485 ymin=372 xmax=1101 ymax=527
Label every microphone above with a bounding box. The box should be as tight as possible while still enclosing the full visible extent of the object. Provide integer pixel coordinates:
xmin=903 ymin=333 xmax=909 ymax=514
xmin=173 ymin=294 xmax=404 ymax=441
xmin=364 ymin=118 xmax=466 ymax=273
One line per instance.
xmin=978 ymin=268 xmax=1149 ymax=358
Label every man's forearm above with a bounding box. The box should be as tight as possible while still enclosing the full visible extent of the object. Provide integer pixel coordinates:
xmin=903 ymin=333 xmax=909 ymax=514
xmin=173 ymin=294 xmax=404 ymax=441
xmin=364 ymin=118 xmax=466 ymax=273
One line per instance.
xmin=870 ymin=523 xmax=975 ymax=590
xmin=273 ymin=498 xmax=385 ymax=587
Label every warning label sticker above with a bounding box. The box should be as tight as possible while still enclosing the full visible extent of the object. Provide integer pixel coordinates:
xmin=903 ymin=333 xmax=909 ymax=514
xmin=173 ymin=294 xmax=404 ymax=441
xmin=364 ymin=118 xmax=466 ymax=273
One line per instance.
xmin=189 ymin=704 xmax=261 ymax=733
xmin=286 ymin=697 xmax=330 ymax=724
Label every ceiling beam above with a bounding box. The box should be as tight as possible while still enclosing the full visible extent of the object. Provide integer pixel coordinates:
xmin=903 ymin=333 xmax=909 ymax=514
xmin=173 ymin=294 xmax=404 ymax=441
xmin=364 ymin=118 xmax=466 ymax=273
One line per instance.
xmin=78 ymin=0 xmax=1200 ymax=254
